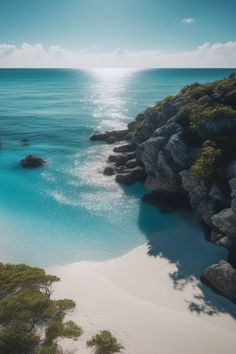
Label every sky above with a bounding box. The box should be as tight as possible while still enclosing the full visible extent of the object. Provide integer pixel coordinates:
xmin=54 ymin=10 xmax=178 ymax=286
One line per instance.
xmin=0 ymin=0 xmax=236 ymax=68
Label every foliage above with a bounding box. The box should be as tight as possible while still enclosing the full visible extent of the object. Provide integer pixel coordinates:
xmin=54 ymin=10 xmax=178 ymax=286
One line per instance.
xmin=0 ymin=263 xmax=82 ymax=354
xmin=0 ymin=263 xmax=60 ymax=297
xmin=87 ymin=330 xmax=124 ymax=354
xmin=45 ymin=320 xmax=83 ymax=343
xmin=225 ymin=88 xmax=236 ymax=108
xmin=200 ymin=105 xmax=236 ymax=121
xmin=191 ymin=140 xmax=222 ymax=178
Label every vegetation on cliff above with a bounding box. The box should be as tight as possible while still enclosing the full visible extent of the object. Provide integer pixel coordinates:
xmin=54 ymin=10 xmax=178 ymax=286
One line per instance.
xmin=135 ymin=73 xmax=236 ymax=178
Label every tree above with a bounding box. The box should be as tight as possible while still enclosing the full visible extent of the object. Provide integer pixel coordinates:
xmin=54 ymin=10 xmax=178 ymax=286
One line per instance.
xmin=0 ymin=263 xmax=82 ymax=354
xmin=87 ymin=330 xmax=124 ymax=354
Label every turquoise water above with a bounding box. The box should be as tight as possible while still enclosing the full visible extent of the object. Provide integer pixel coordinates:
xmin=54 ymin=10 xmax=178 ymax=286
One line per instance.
xmin=0 ymin=68 xmax=235 ymax=266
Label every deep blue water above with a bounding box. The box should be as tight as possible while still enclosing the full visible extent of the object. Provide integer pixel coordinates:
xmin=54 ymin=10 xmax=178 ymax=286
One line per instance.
xmin=0 ymin=68 xmax=235 ymax=266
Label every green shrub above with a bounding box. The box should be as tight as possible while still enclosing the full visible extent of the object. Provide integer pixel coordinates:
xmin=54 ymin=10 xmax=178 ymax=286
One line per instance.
xmin=225 ymin=88 xmax=236 ymax=108
xmin=215 ymin=77 xmax=236 ymax=93
xmin=87 ymin=330 xmax=124 ymax=354
xmin=191 ymin=140 xmax=222 ymax=178
xmin=200 ymin=105 xmax=236 ymax=121
xmin=0 ymin=263 xmax=82 ymax=354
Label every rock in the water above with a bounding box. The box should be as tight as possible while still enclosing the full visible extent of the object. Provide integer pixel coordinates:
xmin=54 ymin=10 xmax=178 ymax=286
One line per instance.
xmin=130 ymin=166 xmax=147 ymax=182
xmin=90 ymin=130 xmax=129 ymax=143
xmin=103 ymin=166 xmax=115 ymax=176
xmin=116 ymin=173 xmax=134 ymax=185
xmin=108 ymin=154 xmax=130 ymax=166
xmin=125 ymin=158 xmax=139 ymax=169
xmin=105 ymin=136 xmax=116 ymax=144
xmin=20 ymin=155 xmax=46 ymax=168
xmin=90 ymin=132 xmax=107 ymax=141
xmin=113 ymin=143 xmax=136 ymax=153
xmin=201 ymin=260 xmax=236 ymax=303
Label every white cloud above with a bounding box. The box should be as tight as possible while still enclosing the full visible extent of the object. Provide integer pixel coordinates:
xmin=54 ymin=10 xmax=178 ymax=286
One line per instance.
xmin=182 ymin=17 xmax=195 ymax=24
xmin=0 ymin=41 xmax=236 ymax=68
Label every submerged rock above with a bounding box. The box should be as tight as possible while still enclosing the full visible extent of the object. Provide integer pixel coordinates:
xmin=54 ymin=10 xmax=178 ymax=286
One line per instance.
xmin=201 ymin=260 xmax=236 ymax=303
xmin=20 ymin=155 xmax=46 ymax=168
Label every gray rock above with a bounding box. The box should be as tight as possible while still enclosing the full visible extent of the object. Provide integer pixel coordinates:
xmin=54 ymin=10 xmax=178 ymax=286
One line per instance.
xmin=212 ymin=208 xmax=236 ymax=239
xmin=201 ymin=260 xmax=236 ymax=304
xmin=113 ymin=143 xmax=136 ymax=153
xmin=180 ymin=170 xmax=209 ymax=210
xmin=229 ymin=178 xmax=236 ymax=212
xmin=125 ymin=159 xmax=139 ymax=169
xmin=153 ymin=122 xmax=182 ymax=139
xmin=141 ymin=137 xmax=167 ymax=175
xmin=164 ymin=133 xmax=192 ymax=170
xmin=20 ymin=155 xmax=46 ymax=168
xmin=105 ymin=136 xmax=116 ymax=144
xmin=108 ymin=154 xmax=130 ymax=166
xmin=145 ymin=151 xmax=182 ymax=192
xmin=198 ymin=199 xmax=220 ymax=226
xmin=218 ymin=237 xmax=235 ymax=249
xmin=197 ymin=118 xmax=236 ymax=140
xmin=130 ymin=166 xmax=147 ymax=182
xmin=210 ymin=227 xmax=226 ymax=243
xmin=90 ymin=130 xmax=129 ymax=143
xmin=103 ymin=166 xmax=115 ymax=176
xmin=116 ymin=173 xmax=134 ymax=185
xmin=209 ymin=184 xmax=227 ymax=205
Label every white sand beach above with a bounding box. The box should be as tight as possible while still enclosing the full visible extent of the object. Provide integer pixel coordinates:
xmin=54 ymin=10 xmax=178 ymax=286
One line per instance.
xmin=48 ymin=243 xmax=236 ymax=354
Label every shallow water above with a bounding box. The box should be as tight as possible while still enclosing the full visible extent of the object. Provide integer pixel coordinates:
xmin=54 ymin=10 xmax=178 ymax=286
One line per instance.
xmin=0 ymin=68 xmax=235 ymax=266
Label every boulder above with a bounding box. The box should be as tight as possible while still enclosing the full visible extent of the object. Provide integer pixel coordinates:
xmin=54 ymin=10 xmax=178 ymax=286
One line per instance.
xmin=90 ymin=129 xmax=129 ymax=143
xmin=103 ymin=166 xmax=115 ymax=176
xmin=108 ymin=154 xmax=130 ymax=166
xmin=113 ymin=143 xmax=136 ymax=153
xmin=130 ymin=166 xmax=147 ymax=182
xmin=90 ymin=132 xmax=107 ymax=141
xmin=125 ymin=158 xmax=139 ymax=169
xmin=180 ymin=170 xmax=209 ymax=210
xmin=105 ymin=136 xmax=116 ymax=144
xmin=20 ymin=155 xmax=46 ymax=168
xmin=201 ymin=260 xmax=236 ymax=303
xmin=116 ymin=173 xmax=134 ymax=185
xmin=210 ymin=227 xmax=226 ymax=243
xmin=211 ymin=208 xmax=236 ymax=239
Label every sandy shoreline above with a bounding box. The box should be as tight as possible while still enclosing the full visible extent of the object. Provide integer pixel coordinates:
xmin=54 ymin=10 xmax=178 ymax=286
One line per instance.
xmin=48 ymin=243 xmax=236 ymax=354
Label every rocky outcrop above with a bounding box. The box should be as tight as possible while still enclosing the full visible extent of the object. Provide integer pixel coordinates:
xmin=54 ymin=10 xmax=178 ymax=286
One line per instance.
xmin=90 ymin=72 xmax=236 ymax=303
xmin=20 ymin=155 xmax=46 ymax=168
xmin=90 ymin=129 xmax=129 ymax=144
xmin=212 ymin=208 xmax=236 ymax=239
xmin=201 ymin=260 xmax=236 ymax=303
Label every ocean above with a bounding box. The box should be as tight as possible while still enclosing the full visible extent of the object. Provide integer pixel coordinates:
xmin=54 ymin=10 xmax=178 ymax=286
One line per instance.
xmin=0 ymin=68 xmax=235 ymax=266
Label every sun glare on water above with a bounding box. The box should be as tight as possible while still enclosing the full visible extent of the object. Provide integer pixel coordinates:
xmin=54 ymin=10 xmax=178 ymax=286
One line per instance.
xmin=87 ymin=67 xmax=139 ymax=80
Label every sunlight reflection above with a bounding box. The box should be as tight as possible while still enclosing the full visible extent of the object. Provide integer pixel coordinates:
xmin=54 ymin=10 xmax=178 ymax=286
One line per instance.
xmin=86 ymin=68 xmax=137 ymax=130
xmin=87 ymin=68 xmax=139 ymax=81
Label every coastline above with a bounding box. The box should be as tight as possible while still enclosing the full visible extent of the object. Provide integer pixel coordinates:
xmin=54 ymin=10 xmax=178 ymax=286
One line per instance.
xmin=48 ymin=243 xmax=236 ymax=354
